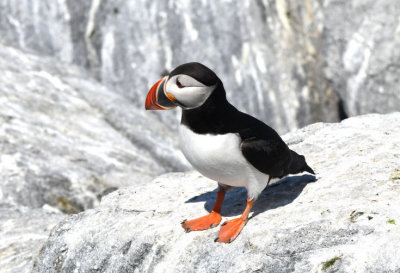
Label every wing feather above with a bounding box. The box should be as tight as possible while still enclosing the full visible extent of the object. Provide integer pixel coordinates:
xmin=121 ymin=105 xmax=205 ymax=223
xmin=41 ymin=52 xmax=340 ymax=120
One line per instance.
xmin=236 ymin=114 xmax=292 ymax=178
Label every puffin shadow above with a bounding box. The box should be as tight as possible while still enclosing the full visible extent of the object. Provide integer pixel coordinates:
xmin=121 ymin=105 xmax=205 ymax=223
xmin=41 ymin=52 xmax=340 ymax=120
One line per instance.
xmin=185 ymin=174 xmax=317 ymax=218
xmin=250 ymin=174 xmax=317 ymax=219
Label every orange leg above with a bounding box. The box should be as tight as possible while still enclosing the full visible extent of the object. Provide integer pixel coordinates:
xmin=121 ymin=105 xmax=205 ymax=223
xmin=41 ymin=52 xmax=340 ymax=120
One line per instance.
xmin=214 ymin=198 xmax=255 ymax=243
xmin=181 ymin=189 xmax=226 ymax=232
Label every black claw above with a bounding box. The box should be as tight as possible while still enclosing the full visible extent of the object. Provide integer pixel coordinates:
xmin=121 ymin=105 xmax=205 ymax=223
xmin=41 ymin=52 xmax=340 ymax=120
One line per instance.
xmin=214 ymin=237 xmax=219 ymax=242
xmin=228 ymin=238 xmax=232 ymax=243
xmin=210 ymin=223 xmax=215 ymax=228
xmin=221 ymin=221 xmax=227 ymax=226
xmin=185 ymin=227 xmax=191 ymax=233
xmin=181 ymin=219 xmax=187 ymax=224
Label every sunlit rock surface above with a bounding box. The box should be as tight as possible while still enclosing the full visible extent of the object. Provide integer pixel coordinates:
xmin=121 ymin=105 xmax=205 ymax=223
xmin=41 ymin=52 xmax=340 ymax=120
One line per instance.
xmin=0 ymin=205 xmax=64 ymax=273
xmin=33 ymin=113 xmax=400 ymax=273
xmin=3 ymin=0 xmax=398 ymax=133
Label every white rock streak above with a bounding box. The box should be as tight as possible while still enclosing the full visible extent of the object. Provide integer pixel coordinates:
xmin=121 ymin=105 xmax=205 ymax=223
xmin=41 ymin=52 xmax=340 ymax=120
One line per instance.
xmin=85 ymin=0 xmax=102 ymax=66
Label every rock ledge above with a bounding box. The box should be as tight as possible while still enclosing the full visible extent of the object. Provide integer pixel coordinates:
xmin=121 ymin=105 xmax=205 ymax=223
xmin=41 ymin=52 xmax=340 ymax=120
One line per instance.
xmin=33 ymin=113 xmax=400 ymax=273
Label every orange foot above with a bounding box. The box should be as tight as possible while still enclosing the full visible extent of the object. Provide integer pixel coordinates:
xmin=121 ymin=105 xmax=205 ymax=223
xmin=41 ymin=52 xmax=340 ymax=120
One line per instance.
xmin=181 ymin=211 xmax=222 ymax=232
xmin=214 ymin=218 xmax=247 ymax=243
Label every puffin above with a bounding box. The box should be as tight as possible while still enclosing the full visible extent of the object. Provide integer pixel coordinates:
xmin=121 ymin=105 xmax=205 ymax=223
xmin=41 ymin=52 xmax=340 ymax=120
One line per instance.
xmin=145 ymin=62 xmax=314 ymax=243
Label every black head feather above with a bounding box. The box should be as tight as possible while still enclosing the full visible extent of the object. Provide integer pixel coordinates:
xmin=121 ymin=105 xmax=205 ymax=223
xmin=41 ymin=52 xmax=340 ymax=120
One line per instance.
xmin=169 ymin=62 xmax=220 ymax=86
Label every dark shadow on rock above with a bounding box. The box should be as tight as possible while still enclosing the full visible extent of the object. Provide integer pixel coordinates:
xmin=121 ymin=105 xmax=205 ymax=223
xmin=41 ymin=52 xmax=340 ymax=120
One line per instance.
xmin=185 ymin=174 xmax=316 ymax=218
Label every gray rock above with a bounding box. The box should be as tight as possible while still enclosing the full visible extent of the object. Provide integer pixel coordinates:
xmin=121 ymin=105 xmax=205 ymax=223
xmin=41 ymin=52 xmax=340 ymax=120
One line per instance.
xmin=0 ymin=43 xmax=188 ymax=212
xmin=322 ymin=0 xmax=400 ymax=117
xmin=0 ymin=205 xmax=65 ymax=273
xmin=33 ymin=113 xmax=400 ymax=273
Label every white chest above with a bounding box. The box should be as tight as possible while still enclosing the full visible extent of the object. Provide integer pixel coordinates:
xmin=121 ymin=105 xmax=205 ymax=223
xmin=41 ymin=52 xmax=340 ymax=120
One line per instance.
xmin=179 ymin=125 xmax=253 ymax=187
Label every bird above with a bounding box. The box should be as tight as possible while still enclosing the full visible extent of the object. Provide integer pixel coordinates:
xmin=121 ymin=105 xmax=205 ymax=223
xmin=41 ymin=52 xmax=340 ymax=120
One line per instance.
xmin=145 ymin=62 xmax=315 ymax=243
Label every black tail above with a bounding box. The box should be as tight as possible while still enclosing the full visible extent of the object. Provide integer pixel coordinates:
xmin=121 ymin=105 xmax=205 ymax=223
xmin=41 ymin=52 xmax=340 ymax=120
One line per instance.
xmin=288 ymin=150 xmax=315 ymax=175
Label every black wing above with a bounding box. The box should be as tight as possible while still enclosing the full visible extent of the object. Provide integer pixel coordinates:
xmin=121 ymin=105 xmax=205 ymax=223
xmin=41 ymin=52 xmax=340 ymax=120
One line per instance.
xmin=237 ymin=113 xmax=292 ymax=178
xmin=237 ymin=113 xmax=314 ymax=178
xmin=240 ymin=133 xmax=292 ymax=178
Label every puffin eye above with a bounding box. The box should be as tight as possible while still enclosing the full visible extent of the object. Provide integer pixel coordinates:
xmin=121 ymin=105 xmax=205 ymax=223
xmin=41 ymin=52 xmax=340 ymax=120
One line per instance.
xmin=176 ymin=78 xmax=184 ymax=88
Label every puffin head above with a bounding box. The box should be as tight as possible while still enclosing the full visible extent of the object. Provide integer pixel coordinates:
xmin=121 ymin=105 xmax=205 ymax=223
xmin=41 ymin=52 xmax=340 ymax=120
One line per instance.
xmin=145 ymin=62 xmax=221 ymax=110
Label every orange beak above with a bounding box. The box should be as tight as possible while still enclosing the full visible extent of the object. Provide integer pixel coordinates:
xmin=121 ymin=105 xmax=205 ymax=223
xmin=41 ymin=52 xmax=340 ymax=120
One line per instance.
xmin=145 ymin=76 xmax=177 ymax=110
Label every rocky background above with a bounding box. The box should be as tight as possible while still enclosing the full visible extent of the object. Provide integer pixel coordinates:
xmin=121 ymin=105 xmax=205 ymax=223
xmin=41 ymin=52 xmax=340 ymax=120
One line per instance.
xmin=1 ymin=0 xmax=399 ymax=133
xmin=0 ymin=0 xmax=399 ymax=272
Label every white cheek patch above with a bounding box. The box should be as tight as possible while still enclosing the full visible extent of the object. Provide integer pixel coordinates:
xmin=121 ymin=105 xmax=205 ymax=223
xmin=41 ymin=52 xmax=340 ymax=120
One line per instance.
xmin=166 ymin=75 xmax=216 ymax=109
xmin=174 ymin=86 xmax=214 ymax=108
xmin=176 ymin=74 xmax=205 ymax=87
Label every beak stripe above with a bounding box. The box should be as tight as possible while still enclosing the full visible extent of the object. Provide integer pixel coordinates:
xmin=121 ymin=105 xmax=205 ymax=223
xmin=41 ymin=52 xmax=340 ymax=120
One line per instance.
xmin=145 ymin=76 xmax=179 ymax=110
xmin=156 ymin=77 xmax=176 ymax=109
xmin=157 ymin=77 xmax=176 ymax=109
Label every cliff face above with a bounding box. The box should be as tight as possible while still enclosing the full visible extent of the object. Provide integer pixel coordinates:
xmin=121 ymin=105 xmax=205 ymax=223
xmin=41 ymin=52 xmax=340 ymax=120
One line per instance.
xmin=33 ymin=113 xmax=400 ymax=273
xmin=1 ymin=0 xmax=399 ymax=133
